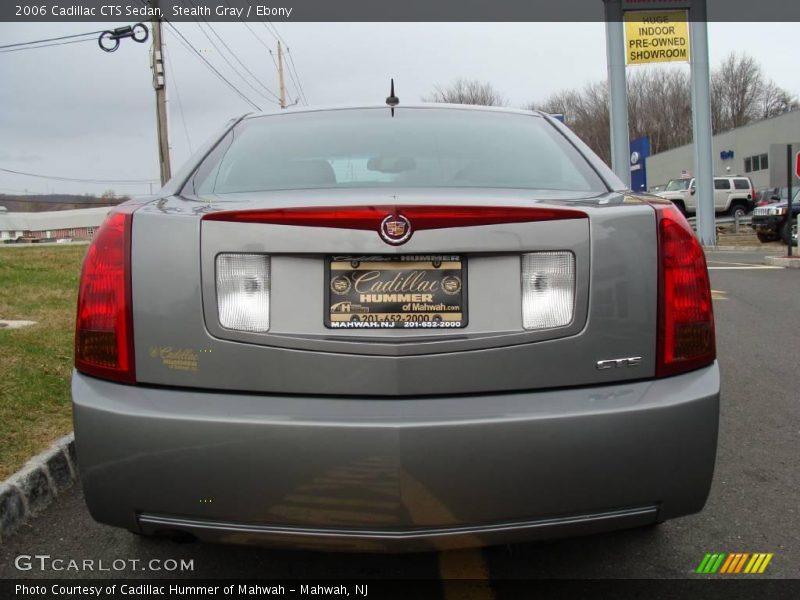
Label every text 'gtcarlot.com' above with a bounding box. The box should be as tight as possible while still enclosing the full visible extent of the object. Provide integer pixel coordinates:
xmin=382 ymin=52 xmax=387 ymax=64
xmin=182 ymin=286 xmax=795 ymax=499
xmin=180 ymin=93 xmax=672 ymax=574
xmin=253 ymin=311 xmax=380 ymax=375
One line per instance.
xmin=13 ymin=554 xmax=194 ymax=572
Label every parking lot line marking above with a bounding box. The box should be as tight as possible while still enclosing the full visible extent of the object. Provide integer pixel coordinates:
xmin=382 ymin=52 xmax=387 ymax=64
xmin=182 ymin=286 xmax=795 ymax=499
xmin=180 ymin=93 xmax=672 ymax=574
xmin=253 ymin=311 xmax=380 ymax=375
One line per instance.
xmin=711 ymin=289 xmax=727 ymax=300
xmin=400 ymin=472 xmax=494 ymax=599
xmin=707 ymin=260 xmax=759 ymax=266
xmin=708 ymin=266 xmax=782 ymax=270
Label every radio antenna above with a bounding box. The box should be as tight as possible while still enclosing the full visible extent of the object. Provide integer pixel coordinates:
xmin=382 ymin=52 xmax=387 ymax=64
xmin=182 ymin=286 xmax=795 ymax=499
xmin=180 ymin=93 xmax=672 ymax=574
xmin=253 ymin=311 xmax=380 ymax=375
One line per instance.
xmin=386 ymin=78 xmax=399 ymax=116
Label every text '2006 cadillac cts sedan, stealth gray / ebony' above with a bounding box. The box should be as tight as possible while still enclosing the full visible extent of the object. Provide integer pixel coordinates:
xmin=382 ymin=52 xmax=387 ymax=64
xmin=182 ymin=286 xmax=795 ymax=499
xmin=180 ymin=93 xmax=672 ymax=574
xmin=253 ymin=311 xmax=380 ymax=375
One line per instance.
xmin=72 ymin=104 xmax=719 ymax=552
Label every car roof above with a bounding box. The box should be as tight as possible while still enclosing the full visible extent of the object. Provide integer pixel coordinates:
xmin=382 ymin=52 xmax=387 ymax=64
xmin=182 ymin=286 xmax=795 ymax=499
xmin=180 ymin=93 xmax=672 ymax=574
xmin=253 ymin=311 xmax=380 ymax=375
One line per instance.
xmin=241 ymin=103 xmax=548 ymax=120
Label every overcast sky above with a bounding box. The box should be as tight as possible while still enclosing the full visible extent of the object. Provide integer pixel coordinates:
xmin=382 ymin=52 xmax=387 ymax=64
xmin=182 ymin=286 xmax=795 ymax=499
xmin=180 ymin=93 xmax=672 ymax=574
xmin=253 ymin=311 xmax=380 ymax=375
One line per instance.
xmin=0 ymin=21 xmax=797 ymax=197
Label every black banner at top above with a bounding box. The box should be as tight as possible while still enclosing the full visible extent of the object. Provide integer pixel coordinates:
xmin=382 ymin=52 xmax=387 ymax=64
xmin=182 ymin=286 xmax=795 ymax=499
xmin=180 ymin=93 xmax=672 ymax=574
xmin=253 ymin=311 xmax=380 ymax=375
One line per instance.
xmin=2 ymin=0 xmax=800 ymax=22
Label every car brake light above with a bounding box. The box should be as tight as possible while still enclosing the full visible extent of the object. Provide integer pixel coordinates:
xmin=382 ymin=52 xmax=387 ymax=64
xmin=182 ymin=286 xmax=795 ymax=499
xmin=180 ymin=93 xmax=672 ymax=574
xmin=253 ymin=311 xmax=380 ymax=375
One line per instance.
xmin=652 ymin=202 xmax=716 ymax=377
xmin=75 ymin=211 xmax=136 ymax=383
xmin=203 ymin=205 xmax=587 ymax=231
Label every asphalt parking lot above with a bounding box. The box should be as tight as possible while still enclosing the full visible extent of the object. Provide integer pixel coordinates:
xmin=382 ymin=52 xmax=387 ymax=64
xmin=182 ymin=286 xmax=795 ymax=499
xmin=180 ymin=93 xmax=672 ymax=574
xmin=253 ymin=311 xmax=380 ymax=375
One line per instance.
xmin=1 ymin=249 xmax=798 ymax=587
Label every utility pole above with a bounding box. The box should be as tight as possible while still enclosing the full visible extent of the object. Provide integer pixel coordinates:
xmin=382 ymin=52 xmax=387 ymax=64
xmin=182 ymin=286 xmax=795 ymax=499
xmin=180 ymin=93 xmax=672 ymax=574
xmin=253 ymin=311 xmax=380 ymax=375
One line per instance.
xmin=151 ymin=2 xmax=171 ymax=186
xmin=689 ymin=1 xmax=716 ymax=247
xmin=604 ymin=0 xmax=631 ymax=188
xmin=277 ymin=42 xmax=287 ymax=109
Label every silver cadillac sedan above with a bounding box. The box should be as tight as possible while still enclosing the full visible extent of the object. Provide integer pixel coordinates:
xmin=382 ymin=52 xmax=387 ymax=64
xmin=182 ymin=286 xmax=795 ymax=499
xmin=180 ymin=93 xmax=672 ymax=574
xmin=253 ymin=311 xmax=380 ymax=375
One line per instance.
xmin=72 ymin=104 xmax=719 ymax=551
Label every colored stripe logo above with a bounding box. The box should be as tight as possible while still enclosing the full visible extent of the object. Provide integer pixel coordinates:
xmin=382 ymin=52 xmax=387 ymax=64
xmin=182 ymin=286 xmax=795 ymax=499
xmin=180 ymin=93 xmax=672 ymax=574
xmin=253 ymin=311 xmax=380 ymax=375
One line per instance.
xmin=697 ymin=553 xmax=773 ymax=574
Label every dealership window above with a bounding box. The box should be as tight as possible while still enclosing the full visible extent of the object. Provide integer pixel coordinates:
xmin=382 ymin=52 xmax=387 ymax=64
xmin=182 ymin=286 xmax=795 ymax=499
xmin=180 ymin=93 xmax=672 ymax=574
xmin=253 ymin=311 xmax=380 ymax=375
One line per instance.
xmin=744 ymin=153 xmax=768 ymax=173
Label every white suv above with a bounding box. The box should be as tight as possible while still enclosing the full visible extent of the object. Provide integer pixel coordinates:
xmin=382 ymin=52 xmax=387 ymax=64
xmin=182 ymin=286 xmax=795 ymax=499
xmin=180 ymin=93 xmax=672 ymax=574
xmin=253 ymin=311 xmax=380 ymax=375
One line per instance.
xmin=657 ymin=176 xmax=754 ymax=218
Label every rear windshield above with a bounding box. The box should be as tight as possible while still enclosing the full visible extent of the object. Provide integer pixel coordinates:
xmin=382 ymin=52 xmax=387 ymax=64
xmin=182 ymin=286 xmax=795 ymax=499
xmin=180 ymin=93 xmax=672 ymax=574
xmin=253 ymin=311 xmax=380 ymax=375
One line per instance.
xmin=186 ymin=108 xmax=607 ymax=195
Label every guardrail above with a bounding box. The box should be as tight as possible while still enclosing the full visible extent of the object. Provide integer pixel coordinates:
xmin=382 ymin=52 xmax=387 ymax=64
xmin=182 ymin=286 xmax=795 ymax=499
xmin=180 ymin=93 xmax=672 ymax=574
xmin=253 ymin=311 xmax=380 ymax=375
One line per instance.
xmin=687 ymin=215 xmax=752 ymax=232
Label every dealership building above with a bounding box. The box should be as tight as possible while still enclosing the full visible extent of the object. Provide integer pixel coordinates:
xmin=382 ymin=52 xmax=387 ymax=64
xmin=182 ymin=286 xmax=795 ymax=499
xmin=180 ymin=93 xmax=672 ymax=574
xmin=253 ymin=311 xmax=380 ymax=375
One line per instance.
xmin=645 ymin=109 xmax=800 ymax=190
xmin=0 ymin=206 xmax=110 ymax=243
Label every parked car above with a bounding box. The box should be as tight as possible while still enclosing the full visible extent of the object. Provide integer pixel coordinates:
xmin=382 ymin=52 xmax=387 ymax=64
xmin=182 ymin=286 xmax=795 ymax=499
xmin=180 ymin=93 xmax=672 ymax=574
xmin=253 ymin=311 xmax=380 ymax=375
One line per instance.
xmin=657 ymin=175 xmax=754 ymax=218
xmin=751 ymin=188 xmax=800 ymax=245
xmin=755 ymin=187 xmax=783 ymax=207
xmin=72 ymin=105 xmax=719 ymax=551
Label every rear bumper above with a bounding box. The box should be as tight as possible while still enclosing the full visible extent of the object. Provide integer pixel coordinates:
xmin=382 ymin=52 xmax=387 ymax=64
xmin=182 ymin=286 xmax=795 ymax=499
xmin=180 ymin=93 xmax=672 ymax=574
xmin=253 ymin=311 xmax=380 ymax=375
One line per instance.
xmin=72 ymin=364 xmax=720 ymax=552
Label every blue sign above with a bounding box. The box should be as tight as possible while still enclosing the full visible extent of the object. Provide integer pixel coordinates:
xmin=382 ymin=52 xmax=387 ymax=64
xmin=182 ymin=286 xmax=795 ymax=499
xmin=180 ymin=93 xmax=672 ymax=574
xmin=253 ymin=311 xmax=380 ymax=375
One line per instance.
xmin=630 ymin=137 xmax=651 ymax=192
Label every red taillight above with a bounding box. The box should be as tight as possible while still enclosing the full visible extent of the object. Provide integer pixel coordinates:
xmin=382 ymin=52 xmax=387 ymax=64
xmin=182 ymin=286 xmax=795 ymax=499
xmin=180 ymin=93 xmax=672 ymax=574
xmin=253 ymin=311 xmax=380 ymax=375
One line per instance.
xmin=75 ymin=211 xmax=135 ymax=384
xmin=653 ymin=202 xmax=716 ymax=377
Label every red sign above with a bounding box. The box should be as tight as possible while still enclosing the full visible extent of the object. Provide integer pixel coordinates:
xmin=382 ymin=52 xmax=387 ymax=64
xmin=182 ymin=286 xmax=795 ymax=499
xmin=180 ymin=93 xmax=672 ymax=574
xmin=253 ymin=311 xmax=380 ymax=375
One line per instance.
xmin=796 ymin=151 xmax=800 ymax=179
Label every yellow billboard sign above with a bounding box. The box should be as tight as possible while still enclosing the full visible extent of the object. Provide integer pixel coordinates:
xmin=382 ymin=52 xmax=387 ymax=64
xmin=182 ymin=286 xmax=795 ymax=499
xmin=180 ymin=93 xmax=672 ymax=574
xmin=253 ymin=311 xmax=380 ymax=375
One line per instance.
xmin=624 ymin=10 xmax=690 ymax=65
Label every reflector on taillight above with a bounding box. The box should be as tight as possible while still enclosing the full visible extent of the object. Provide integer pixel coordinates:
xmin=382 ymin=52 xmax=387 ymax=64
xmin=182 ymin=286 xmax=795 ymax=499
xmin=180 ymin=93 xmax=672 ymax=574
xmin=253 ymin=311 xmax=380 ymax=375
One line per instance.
xmin=653 ymin=202 xmax=716 ymax=377
xmin=75 ymin=211 xmax=135 ymax=383
xmin=521 ymin=252 xmax=575 ymax=330
xmin=216 ymin=253 xmax=271 ymax=332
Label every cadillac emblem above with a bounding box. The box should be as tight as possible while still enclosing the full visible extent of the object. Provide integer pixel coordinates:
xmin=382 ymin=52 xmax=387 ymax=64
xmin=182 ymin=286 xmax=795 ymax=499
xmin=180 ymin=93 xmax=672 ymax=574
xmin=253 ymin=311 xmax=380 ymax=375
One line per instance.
xmin=330 ymin=275 xmax=352 ymax=295
xmin=379 ymin=213 xmax=412 ymax=245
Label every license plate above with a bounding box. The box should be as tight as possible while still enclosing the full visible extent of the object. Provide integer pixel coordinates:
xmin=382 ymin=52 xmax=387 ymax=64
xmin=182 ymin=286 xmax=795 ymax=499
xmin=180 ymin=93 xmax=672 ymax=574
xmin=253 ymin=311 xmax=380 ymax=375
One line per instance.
xmin=325 ymin=255 xmax=467 ymax=329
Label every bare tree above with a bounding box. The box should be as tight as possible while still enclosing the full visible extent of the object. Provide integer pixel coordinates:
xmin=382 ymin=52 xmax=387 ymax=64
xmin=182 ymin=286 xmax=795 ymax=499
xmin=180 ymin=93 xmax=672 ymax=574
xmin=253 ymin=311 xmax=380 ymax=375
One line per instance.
xmin=758 ymin=79 xmax=798 ymax=120
xmin=423 ymin=78 xmax=507 ymax=107
xmin=712 ymin=53 xmax=763 ymax=130
xmin=528 ymin=52 xmax=796 ymax=162
xmin=628 ymin=68 xmax=692 ymax=155
xmin=530 ymin=82 xmax=612 ymax=163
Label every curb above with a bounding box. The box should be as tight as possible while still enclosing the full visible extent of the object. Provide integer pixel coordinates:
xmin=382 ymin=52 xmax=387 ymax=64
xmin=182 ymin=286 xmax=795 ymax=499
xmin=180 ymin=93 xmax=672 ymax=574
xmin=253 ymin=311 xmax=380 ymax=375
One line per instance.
xmin=0 ymin=434 xmax=77 ymax=543
xmin=765 ymin=256 xmax=800 ymax=269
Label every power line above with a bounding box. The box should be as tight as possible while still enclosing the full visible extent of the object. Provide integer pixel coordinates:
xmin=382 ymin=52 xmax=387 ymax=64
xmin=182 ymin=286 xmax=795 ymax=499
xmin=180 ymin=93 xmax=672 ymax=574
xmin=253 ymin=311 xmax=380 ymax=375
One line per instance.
xmin=205 ymin=23 xmax=280 ymax=102
xmin=163 ymin=22 xmax=263 ymax=111
xmin=258 ymin=19 xmax=288 ymax=48
xmin=163 ymin=45 xmax=194 ymax=155
xmin=0 ymin=167 xmax=158 ymax=184
xmin=0 ymin=37 xmax=95 ymax=54
xmin=285 ymin=48 xmax=309 ymax=105
xmin=269 ymin=47 xmax=301 ymax=107
xmin=180 ymin=0 xmax=280 ymax=103
xmin=133 ymin=0 xmax=261 ymax=110
xmin=236 ymin=12 xmax=273 ymax=52
xmin=0 ymin=29 xmax=103 ymax=50
xmin=218 ymin=0 xmax=308 ymax=106
xmin=252 ymin=13 xmax=308 ymax=106
xmin=275 ymin=47 xmax=300 ymax=106
xmin=218 ymin=0 xmax=290 ymax=103
xmin=0 ymin=197 xmax=125 ymax=205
